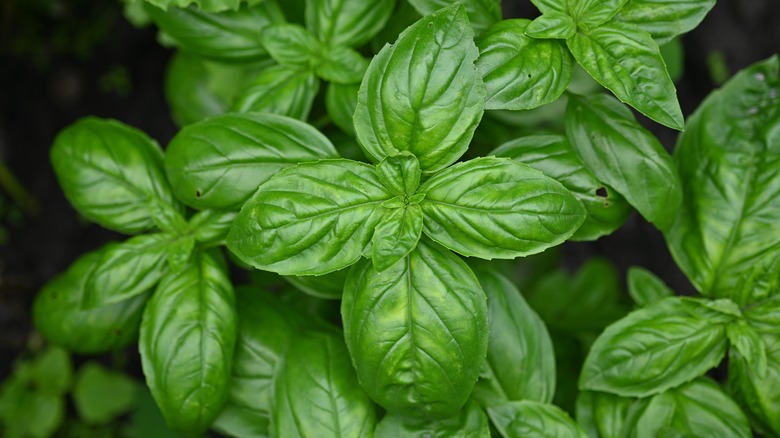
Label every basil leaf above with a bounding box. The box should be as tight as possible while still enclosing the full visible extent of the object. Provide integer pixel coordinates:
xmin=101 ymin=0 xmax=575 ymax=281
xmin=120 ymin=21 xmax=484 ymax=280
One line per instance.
xmin=575 ymin=391 xmax=635 ymax=438
xmin=376 ymin=153 xmax=421 ymax=197
xmin=568 ymin=0 xmax=628 ymax=31
xmin=354 ymin=4 xmax=485 ymax=173
xmin=212 ymin=288 xmax=315 ymax=438
xmin=579 ymin=297 xmax=728 ymax=397
xmin=73 ymin=362 xmax=137 ymax=425
xmin=406 ymin=0 xmax=501 ymax=34
xmin=227 ymin=159 xmax=390 ymax=275
xmin=146 ymin=2 xmax=284 ymax=62
xmin=230 ymin=64 xmax=319 ymax=120
xmin=565 ymin=93 xmax=682 ymax=231
xmin=261 ymin=23 xmax=321 ymax=67
xmin=341 ymin=240 xmax=488 ymax=418
xmin=744 ymin=294 xmax=780 ymax=334
xmin=727 ymin=321 xmax=768 ymax=378
xmin=525 ymin=12 xmax=576 ymax=39
xmin=728 ymin=332 xmax=780 ymax=436
xmin=32 ymin=249 xmax=148 ymax=354
xmin=492 ymin=134 xmax=631 ymax=241
xmin=84 ymin=234 xmax=169 ymax=309
xmin=488 ymin=401 xmax=588 ymax=438
xmin=475 ymin=19 xmax=571 ymax=111
xmin=374 ymin=399 xmax=489 ymax=437
xmin=326 ymin=82 xmax=359 ymax=136
xmin=272 ymin=329 xmax=378 ymax=437
xmin=165 ymin=112 xmax=338 ymax=210
xmin=567 ymin=21 xmax=684 ymax=130
xmin=51 ymin=117 xmax=178 ymax=234
xmin=623 ymin=378 xmax=751 ymax=438
xmin=164 ymin=52 xmax=227 ymax=126
xmin=418 ymin=157 xmax=585 ymax=259
xmin=530 ymin=0 xmax=567 ymax=14
xmin=305 ymin=0 xmax=395 ymax=48
xmin=140 ymin=251 xmax=237 ymax=434
xmin=627 ymin=266 xmax=674 ymax=307
xmin=283 ymin=267 xmax=349 ymax=300
xmin=616 ymin=0 xmax=716 ymax=45
xmin=188 ymin=210 xmax=237 ymax=247
xmin=316 ymin=46 xmax=369 ymax=84
xmin=165 ymin=234 xmax=195 ymax=272
xmin=144 ymin=0 xmax=265 ymax=13
xmin=471 ymin=269 xmax=555 ymax=406
xmin=666 ymin=56 xmax=780 ymax=298
xmin=148 ymin=199 xmax=188 ymax=235
xmin=372 ymin=204 xmax=423 ymax=272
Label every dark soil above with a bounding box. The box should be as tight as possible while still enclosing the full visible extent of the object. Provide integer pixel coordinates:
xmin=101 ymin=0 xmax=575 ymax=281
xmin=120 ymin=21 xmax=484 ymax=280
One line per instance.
xmin=0 ymin=0 xmax=778 ymax=384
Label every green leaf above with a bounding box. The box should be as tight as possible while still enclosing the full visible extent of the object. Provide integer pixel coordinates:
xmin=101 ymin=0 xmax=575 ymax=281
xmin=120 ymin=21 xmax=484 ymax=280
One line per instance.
xmin=475 ymin=19 xmax=572 ymax=110
xmin=372 ymin=203 xmax=423 ymax=272
xmin=341 ymin=239 xmax=488 ymax=418
xmin=0 ymin=379 xmax=64 ymax=438
xmin=305 ymin=0 xmax=396 ymax=48
xmin=146 ymin=2 xmax=285 ymax=61
xmin=579 ymin=297 xmax=728 ymax=397
xmin=231 ymin=64 xmax=320 ymax=120
xmin=374 ymin=399 xmax=490 ymax=437
xmin=491 ymin=134 xmax=631 ymax=241
xmin=727 ymin=321 xmax=768 ymax=378
xmin=326 ymin=82 xmax=359 ymax=136
xmin=165 ymin=234 xmax=196 ymax=272
xmin=627 ymin=266 xmax=674 ymax=307
xmin=212 ymin=288 xmax=316 ymax=438
xmin=51 ymin=117 xmax=179 ymax=234
xmin=525 ymin=11 xmax=576 ymax=39
xmin=33 ymin=249 xmax=148 ymax=354
xmin=140 ymin=251 xmax=237 ymax=434
xmin=228 ymin=159 xmax=390 ymax=275
xmin=728 ymin=331 xmax=780 ymax=436
xmin=529 ymin=0 xmax=567 ymax=15
xmin=575 ymin=391 xmax=635 ymax=438
xmin=666 ymin=56 xmax=780 ymax=298
xmin=261 ymin=23 xmax=321 ymax=67
xmin=143 ymin=0 xmax=266 ymax=13
xmin=744 ymin=294 xmax=780 ymax=334
xmin=418 ymin=157 xmax=585 ymax=259
xmin=28 ymin=347 xmax=72 ymax=396
xmin=488 ymin=401 xmax=588 ymax=438
xmin=284 ymin=268 xmax=349 ymax=300
xmin=471 ymin=269 xmax=555 ymax=406
xmin=622 ymin=378 xmax=751 ymax=438
xmin=406 ymin=0 xmax=501 ymax=34
xmin=376 ymin=153 xmax=421 ymax=197
xmin=188 ymin=210 xmax=237 ymax=247
xmin=123 ymin=387 xmax=188 ymax=438
xmin=565 ymin=93 xmax=682 ymax=231
xmin=84 ymin=234 xmax=169 ymax=309
xmin=165 ymin=112 xmax=338 ymax=210
xmin=566 ymin=21 xmax=684 ymax=130
xmin=616 ymin=0 xmax=716 ymax=45
xmin=272 ymin=329 xmax=377 ymax=437
xmin=164 ymin=52 xmax=228 ymax=126
xmin=73 ymin=362 xmax=138 ymax=425
xmin=148 ymin=199 xmax=189 ymax=235
xmin=316 ymin=46 xmax=369 ymax=84
xmin=354 ymin=4 xmax=485 ymax=173
xmin=568 ymin=0 xmax=628 ymax=30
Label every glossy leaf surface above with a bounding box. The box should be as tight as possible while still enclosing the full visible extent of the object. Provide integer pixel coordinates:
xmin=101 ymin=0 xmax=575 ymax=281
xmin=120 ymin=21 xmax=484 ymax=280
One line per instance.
xmin=372 ymin=204 xmax=423 ymax=272
xmin=476 ymin=19 xmax=571 ymax=110
xmin=565 ymin=93 xmax=682 ymax=231
xmin=165 ymin=112 xmax=338 ymax=210
xmin=472 ymin=269 xmax=555 ymax=406
xmin=567 ymin=21 xmax=683 ymax=130
xmin=354 ymin=4 xmax=485 ymax=173
xmin=144 ymin=0 xmax=265 ymax=13
xmin=492 ymin=134 xmax=631 ymax=241
xmin=326 ymin=82 xmax=359 ymax=136
xmin=579 ymin=297 xmax=728 ymax=397
xmin=140 ymin=251 xmax=237 ymax=434
xmin=164 ymin=52 xmax=227 ymax=126
xmin=667 ymin=56 xmax=780 ymax=298
xmin=488 ymin=401 xmax=588 ymax=438
xmin=525 ymin=11 xmax=576 ymax=39
xmin=306 ymin=0 xmax=395 ymax=48
xmin=227 ymin=159 xmax=390 ymax=275
xmin=188 ymin=210 xmax=237 ymax=247
xmin=567 ymin=0 xmax=628 ymax=30
xmin=145 ymin=2 xmax=284 ymax=61
xmin=231 ymin=65 xmax=319 ymax=120
xmin=272 ymin=330 xmax=377 ymax=437
xmin=341 ymin=240 xmax=488 ymax=418
xmin=727 ymin=321 xmax=768 ymax=378
xmin=33 ymin=249 xmax=148 ymax=354
xmin=419 ymin=157 xmax=586 ymax=259
xmin=316 ymin=46 xmax=369 ymax=84
xmin=616 ymin=0 xmax=716 ymax=45
xmin=407 ymin=0 xmax=501 ymax=33
xmin=627 ymin=266 xmax=674 ymax=307
xmin=728 ymin=332 xmax=780 ymax=436
xmin=261 ymin=23 xmax=320 ymax=67
xmin=51 ymin=117 xmax=177 ymax=234
xmin=575 ymin=391 xmax=635 ymax=438
xmin=374 ymin=400 xmax=490 ymax=437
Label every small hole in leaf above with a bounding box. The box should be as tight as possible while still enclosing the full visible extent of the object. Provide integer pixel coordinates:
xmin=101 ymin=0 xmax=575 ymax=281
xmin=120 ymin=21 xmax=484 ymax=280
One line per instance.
xmin=595 ymin=187 xmax=608 ymax=198
xmin=527 ymin=73 xmax=532 ymax=79
xmin=195 ymin=190 xmax=202 ymax=199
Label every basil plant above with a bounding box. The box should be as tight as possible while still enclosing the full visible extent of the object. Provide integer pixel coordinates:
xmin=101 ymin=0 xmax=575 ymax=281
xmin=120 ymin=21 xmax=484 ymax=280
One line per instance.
xmin=33 ymin=0 xmax=780 ymax=436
